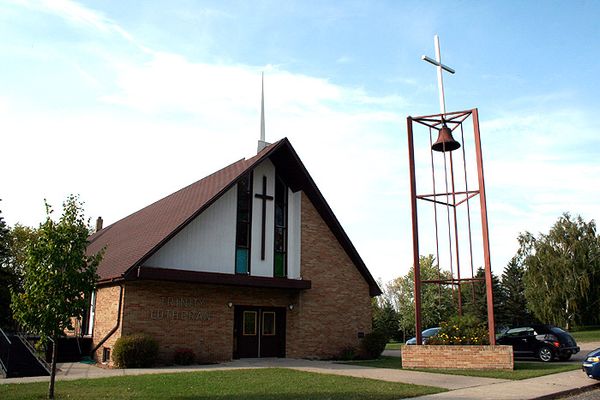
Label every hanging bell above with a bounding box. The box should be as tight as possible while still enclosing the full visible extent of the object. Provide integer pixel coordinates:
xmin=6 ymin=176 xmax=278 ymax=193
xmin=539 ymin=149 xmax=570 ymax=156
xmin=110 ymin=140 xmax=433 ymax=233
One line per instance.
xmin=432 ymin=124 xmax=461 ymax=152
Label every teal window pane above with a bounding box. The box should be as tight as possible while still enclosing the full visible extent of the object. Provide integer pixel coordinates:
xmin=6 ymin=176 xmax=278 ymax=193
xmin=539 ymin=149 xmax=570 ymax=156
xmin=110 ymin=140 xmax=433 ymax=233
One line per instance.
xmin=236 ymin=248 xmax=249 ymax=274
xmin=274 ymin=253 xmax=285 ymax=277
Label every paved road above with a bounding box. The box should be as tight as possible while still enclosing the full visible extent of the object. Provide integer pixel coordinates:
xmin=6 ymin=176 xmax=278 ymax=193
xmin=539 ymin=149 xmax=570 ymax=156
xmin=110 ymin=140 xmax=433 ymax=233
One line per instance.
xmin=557 ymin=386 xmax=600 ymax=399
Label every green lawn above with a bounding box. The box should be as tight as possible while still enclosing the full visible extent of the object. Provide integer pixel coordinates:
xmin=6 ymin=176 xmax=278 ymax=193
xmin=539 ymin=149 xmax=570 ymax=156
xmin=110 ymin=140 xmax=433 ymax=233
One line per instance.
xmin=0 ymin=368 xmax=445 ymax=400
xmin=412 ymin=362 xmax=581 ymax=380
xmin=342 ymin=356 xmax=403 ymax=369
xmin=571 ymin=328 xmax=600 ymax=343
xmin=384 ymin=342 xmax=403 ymax=350
xmin=342 ymin=357 xmax=580 ymax=380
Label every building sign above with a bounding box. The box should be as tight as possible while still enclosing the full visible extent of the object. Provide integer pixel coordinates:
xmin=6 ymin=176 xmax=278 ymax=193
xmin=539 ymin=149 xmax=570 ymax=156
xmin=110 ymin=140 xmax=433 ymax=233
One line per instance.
xmin=149 ymin=296 xmax=211 ymax=321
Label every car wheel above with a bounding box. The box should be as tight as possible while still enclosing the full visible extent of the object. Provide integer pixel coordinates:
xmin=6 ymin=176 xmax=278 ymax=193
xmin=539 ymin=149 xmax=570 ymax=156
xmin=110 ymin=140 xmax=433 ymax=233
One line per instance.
xmin=558 ymin=354 xmax=571 ymax=361
xmin=537 ymin=346 xmax=554 ymax=362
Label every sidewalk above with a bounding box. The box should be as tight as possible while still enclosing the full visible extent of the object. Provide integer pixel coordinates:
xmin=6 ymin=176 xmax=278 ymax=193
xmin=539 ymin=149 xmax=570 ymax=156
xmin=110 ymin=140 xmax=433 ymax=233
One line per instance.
xmin=411 ymin=369 xmax=600 ymax=400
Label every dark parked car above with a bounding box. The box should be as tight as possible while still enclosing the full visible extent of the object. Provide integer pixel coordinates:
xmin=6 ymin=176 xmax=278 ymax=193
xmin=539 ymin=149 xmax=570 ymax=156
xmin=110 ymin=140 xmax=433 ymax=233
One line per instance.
xmin=583 ymin=348 xmax=600 ymax=379
xmin=496 ymin=324 xmax=580 ymax=362
xmin=406 ymin=327 xmax=440 ymax=345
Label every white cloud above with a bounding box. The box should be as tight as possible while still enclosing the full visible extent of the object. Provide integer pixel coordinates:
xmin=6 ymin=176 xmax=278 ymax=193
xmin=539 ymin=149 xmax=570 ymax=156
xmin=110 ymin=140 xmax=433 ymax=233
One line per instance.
xmin=2 ymin=0 xmax=599 ymax=286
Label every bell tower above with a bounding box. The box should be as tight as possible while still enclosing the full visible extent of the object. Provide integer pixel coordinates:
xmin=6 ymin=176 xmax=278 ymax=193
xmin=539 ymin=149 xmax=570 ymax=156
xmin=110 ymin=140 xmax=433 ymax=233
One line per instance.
xmin=407 ymin=36 xmax=496 ymax=345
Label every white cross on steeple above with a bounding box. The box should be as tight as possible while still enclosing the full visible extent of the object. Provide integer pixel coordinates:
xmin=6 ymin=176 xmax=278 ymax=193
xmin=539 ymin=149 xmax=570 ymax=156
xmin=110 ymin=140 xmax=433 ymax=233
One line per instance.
xmin=421 ymin=35 xmax=455 ymax=115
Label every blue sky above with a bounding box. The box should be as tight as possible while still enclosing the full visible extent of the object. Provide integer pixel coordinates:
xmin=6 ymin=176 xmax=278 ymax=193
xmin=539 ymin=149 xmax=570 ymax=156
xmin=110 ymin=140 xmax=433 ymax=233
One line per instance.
xmin=1 ymin=0 xmax=599 ymax=283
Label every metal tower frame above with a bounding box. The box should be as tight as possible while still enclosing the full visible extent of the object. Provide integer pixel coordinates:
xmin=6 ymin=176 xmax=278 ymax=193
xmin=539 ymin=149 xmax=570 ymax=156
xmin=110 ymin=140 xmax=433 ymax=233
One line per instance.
xmin=407 ymin=108 xmax=496 ymax=345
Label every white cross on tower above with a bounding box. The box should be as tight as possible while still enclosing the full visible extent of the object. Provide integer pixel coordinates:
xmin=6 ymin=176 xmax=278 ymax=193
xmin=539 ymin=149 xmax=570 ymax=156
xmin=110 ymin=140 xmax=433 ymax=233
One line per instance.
xmin=422 ymin=35 xmax=455 ymax=115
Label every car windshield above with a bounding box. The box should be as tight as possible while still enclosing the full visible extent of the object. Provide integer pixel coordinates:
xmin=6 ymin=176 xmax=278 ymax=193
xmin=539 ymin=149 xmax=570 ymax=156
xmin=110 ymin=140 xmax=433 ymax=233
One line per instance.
xmin=423 ymin=328 xmax=439 ymax=336
xmin=550 ymin=327 xmax=567 ymax=335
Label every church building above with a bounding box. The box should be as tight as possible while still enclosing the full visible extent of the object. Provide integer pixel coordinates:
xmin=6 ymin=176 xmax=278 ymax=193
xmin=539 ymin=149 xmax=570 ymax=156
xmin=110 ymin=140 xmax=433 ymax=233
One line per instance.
xmin=85 ymin=138 xmax=381 ymax=365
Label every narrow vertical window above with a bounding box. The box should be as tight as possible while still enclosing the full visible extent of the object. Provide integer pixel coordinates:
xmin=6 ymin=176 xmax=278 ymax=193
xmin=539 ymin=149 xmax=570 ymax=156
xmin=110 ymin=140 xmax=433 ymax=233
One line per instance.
xmin=86 ymin=290 xmax=96 ymax=336
xmin=102 ymin=347 xmax=111 ymax=363
xmin=243 ymin=311 xmax=257 ymax=335
xmin=235 ymin=173 xmax=252 ymax=274
xmin=273 ymin=176 xmax=287 ymax=277
xmin=262 ymin=311 xmax=276 ymax=336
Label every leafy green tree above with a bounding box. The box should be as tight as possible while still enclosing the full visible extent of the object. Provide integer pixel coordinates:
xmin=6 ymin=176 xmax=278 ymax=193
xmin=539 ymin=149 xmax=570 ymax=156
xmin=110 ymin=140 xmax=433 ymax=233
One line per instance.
xmin=11 ymin=195 xmax=103 ymax=399
xmin=3 ymin=224 xmax=38 ymax=329
xmin=0 ymin=200 xmax=13 ymax=328
xmin=388 ymin=255 xmax=455 ymax=340
xmin=502 ymin=256 xmax=535 ymax=326
xmin=518 ymin=213 xmax=600 ymax=329
xmin=372 ymin=297 xmax=400 ymax=341
xmin=462 ymin=266 xmax=507 ymax=329
xmin=8 ymin=224 xmax=38 ymax=279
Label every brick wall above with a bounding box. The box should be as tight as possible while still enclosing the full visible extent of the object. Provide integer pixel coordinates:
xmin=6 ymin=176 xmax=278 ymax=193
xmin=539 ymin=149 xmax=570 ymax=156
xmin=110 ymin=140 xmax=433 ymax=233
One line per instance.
xmin=289 ymin=192 xmax=372 ymax=359
xmin=402 ymin=345 xmax=514 ymax=370
xmin=121 ymin=281 xmax=296 ymax=363
xmin=91 ymin=285 xmax=123 ymax=365
xmin=91 ymin=191 xmax=373 ymax=365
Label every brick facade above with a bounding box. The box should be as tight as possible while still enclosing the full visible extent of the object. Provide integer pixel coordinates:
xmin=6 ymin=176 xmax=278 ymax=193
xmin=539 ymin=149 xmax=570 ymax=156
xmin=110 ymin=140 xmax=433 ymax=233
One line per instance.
xmin=91 ymin=192 xmax=373 ymax=364
xmin=402 ymin=345 xmax=514 ymax=370
xmin=91 ymin=285 xmax=123 ymax=364
xmin=290 ymin=192 xmax=372 ymax=358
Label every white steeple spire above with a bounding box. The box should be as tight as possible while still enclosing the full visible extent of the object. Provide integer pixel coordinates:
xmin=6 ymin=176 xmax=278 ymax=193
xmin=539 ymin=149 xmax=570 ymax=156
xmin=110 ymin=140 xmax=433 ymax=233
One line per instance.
xmin=260 ymin=72 xmax=265 ymax=142
xmin=257 ymin=72 xmax=271 ymax=153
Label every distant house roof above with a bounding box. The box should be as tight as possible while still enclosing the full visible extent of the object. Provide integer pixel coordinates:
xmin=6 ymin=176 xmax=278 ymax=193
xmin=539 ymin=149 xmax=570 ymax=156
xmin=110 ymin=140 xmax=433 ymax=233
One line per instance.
xmin=88 ymin=138 xmax=382 ymax=296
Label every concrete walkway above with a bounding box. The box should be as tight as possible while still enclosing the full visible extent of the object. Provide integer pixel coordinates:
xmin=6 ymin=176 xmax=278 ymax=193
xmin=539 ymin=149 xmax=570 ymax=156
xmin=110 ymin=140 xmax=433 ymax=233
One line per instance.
xmin=3 ymin=342 xmax=600 ymax=399
xmin=412 ymin=369 xmax=600 ymax=400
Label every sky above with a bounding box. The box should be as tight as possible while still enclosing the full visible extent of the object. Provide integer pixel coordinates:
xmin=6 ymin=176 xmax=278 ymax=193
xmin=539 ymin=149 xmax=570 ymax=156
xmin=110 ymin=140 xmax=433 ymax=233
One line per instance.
xmin=1 ymin=0 xmax=599 ymax=285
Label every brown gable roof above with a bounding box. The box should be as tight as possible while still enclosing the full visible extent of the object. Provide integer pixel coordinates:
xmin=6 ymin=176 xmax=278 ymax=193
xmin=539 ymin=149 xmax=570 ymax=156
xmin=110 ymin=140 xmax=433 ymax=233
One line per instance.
xmin=88 ymin=138 xmax=381 ymax=296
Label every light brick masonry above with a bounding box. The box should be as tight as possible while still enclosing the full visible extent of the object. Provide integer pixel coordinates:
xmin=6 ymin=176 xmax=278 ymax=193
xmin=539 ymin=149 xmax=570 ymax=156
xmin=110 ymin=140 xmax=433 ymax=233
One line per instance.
xmin=402 ymin=344 xmax=514 ymax=370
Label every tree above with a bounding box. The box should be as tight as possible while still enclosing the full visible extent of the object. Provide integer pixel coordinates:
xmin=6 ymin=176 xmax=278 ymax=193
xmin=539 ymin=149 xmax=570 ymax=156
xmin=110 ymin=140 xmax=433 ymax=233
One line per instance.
xmin=0 ymin=223 xmax=38 ymax=329
xmin=387 ymin=255 xmax=455 ymax=340
xmin=518 ymin=213 xmax=600 ymax=329
xmin=8 ymin=224 xmax=38 ymax=278
xmin=0 ymin=200 xmax=13 ymax=328
xmin=11 ymin=195 xmax=103 ymax=399
xmin=372 ymin=297 xmax=400 ymax=341
xmin=462 ymin=266 xmax=507 ymax=329
xmin=502 ymin=256 xmax=534 ymax=326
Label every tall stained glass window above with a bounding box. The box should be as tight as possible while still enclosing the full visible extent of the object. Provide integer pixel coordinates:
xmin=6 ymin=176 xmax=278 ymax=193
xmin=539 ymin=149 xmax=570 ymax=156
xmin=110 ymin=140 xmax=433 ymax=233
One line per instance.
xmin=235 ymin=174 xmax=252 ymax=274
xmin=273 ymin=176 xmax=287 ymax=277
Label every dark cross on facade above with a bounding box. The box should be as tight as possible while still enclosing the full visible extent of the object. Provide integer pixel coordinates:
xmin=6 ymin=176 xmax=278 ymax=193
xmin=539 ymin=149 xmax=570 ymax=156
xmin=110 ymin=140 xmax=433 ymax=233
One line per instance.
xmin=255 ymin=175 xmax=273 ymax=260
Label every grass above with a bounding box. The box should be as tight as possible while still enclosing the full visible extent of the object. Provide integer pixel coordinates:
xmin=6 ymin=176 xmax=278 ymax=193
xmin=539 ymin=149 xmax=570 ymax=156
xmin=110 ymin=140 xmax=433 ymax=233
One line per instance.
xmin=571 ymin=328 xmax=600 ymax=343
xmin=412 ymin=362 xmax=581 ymax=380
xmin=342 ymin=357 xmax=580 ymax=380
xmin=0 ymin=368 xmax=445 ymax=400
xmin=342 ymin=356 xmax=403 ymax=369
xmin=384 ymin=342 xmax=403 ymax=350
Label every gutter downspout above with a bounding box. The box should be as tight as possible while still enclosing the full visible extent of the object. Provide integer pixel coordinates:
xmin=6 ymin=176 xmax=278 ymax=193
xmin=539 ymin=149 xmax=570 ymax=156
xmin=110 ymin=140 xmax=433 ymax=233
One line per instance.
xmin=90 ymin=284 xmax=123 ymax=358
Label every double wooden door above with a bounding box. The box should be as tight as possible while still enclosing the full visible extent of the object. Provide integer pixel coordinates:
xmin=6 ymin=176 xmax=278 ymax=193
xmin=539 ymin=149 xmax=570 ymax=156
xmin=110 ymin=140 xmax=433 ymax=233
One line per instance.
xmin=233 ymin=306 xmax=286 ymax=358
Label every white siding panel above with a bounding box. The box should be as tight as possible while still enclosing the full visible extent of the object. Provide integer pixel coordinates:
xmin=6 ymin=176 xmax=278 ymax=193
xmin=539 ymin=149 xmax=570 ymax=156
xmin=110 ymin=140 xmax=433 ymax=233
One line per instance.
xmin=250 ymin=159 xmax=275 ymax=277
xmin=143 ymin=186 xmax=237 ymax=273
xmin=287 ymin=189 xmax=302 ymax=279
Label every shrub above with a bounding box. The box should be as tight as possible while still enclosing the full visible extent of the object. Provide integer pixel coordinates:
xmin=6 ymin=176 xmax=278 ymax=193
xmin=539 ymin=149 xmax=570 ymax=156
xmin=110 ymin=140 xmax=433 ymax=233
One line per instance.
xmin=427 ymin=315 xmax=490 ymax=345
xmin=173 ymin=348 xmax=196 ymax=365
xmin=338 ymin=346 xmax=357 ymax=361
xmin=360 ymin=330 xmax=388 ymax=359
xmin=112 ymin=333 xmax=159 ymax=368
